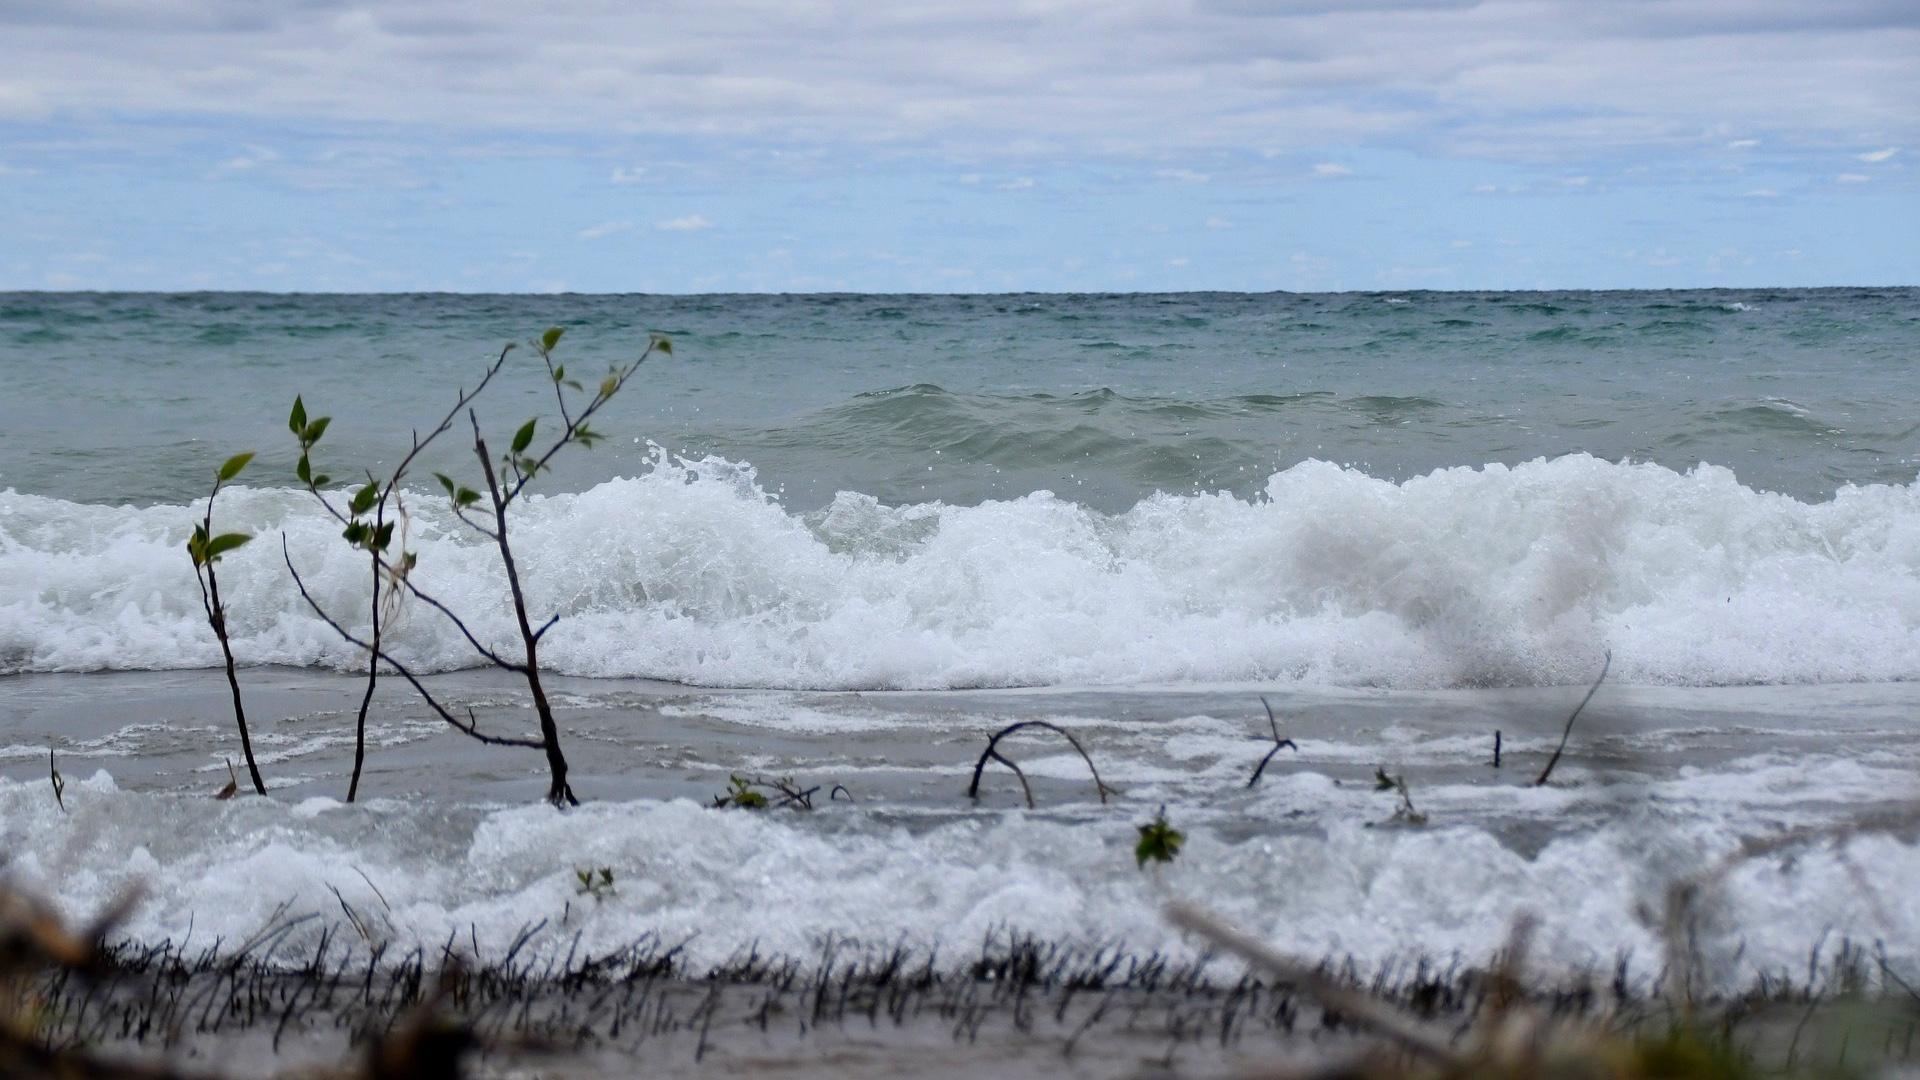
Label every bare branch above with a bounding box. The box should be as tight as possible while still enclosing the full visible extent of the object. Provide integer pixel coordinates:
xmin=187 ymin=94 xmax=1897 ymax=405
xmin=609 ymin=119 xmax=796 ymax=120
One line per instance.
xmin=1534 ymin=650 xmax=1611 ymax=787
xmin=967 ymin=721 xmax=1114 ymax=808
xmin=1165 ymin=901 xmax=1464 ymax=1066
xmin=1247 ymin=696 xmax=1298 ymax=789
xmin=282 ymin=537 xmax=543 ymax=750
xmin=505 ymin=340 xmax=659 ymax=505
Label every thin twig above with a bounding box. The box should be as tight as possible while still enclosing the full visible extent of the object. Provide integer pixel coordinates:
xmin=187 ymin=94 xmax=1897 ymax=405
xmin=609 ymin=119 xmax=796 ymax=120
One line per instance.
xmin=282 ymin=537 xmax=544 ymax=750
xmin=967 ymin=721 xmax=1114 ymax=808
xmin=1533 ymin=649 xmax=1611 ymax=787
xmin=1164 ymin=901 xmax=1463 ymax=1066
xmin=1246 ymin=696 xmax=1298 ymax=788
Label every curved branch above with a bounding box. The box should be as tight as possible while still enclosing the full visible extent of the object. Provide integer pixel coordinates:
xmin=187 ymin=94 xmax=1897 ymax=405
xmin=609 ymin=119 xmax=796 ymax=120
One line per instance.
xmin=967 ymin=721 xmax=1113 ymax=808
xmin=282 ymin=537 xmax=543 ymax=750
xmin=1533 ymin=650 xmax=1611 ymax=787
xmin=370 ymin=553 xmax=528 ymax=673
xmin=1246 ymin=696 xmax=1298 ymax=788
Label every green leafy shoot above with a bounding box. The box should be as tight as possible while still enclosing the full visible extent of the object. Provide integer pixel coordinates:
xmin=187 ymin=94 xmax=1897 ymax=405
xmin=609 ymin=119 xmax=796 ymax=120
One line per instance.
xmin=217 ymin=452 xmax=254 ymax=483
xmin=187 ymin=523 xmax=253 ymax=567
xmin=289 ymin=396 xmax=307 ymax=435
xmin=541 ymin=326 xmax=565 ymax=353
xmin=1135 ymin=807 xmax=1185 ymax=869
xmin=651 ymin=334 xmax=672 ymax=356
xmin=511 ymin=418 xmax=537 ymax=455
xmin=574 ymin=866 xmax=615 ymax=902
xmin=349 ymin=482 xmax=379 ymax=517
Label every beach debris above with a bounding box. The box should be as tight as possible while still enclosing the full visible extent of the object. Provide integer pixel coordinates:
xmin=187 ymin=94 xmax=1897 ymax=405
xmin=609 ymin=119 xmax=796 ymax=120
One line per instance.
xmin=1134 ymin=807 xmax=1184 ymax=869
xmin=1245 ymin=695 xmax=1299 ymax=788
xmin=967 ymin=720 xmax=1115 ymax=809
xmin=1492 ymin=728 xmax=1502 ymax=768
xmin=213 ymin=757 xmax=238 ymax=800
xmin=47 ymin=749 xmax=64 ymax=813
xmin=1534 ymin=649 xmax=1611 ymax=786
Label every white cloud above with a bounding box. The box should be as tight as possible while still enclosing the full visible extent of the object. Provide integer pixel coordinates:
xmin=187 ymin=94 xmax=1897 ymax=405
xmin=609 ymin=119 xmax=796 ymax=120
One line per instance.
xmin=1311 ymin=162 xmax=1352 ymax=177
xmin=1726 ymin=138 xmax=1761 ymax=149
xmin=1204 ymin=215 xmax=1232 ymax=229
xmin=1856 ymin=147 xmax=1899 ymax=162
xmin=1741 ymin=188 xmax=1779 ymax=198
xmin=655 ymin=213 xmax=713 ymax=231
xmin=1558 ymin=175 xmax=1591 ymax=187
xmin=1 ymin=2 xmax=1912 ymax=162
xmin=1167 ymin=256 xmax=1190 ymax=267
xmin=1154 ymin=168 xmax=1211 ymax=183
xmin=1836 ymin=172 xmax=1872 ymax=183
xmin=996 ymin=177 xmax=1036 ymax=190
xmin=577 ymin=219 xmax=633 ymax=239
xmin=609 ymin=166 xmax=649 ymax=183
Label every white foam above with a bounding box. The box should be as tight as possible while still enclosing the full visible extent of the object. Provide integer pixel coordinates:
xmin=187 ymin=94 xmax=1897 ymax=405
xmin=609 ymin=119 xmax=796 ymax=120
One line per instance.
xmin=3 ymin=452 xmax=1917 ymax=689
xmin=3 ymin=775 xmax=1914 ymax=988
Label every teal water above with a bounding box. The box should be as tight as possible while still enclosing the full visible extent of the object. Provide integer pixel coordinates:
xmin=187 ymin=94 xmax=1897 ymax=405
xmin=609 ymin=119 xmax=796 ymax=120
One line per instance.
xmin=3 ymin=289 xmax=1915 ymax=510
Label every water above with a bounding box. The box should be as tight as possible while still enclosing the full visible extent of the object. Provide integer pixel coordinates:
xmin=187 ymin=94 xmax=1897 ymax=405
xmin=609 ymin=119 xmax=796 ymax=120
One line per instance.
xmin=3 ymin=289 xmax=1918 ymax=996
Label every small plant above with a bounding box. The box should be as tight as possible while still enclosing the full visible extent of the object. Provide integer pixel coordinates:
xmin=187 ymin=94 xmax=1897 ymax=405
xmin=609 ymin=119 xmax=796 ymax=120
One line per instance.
xmin=1135 ymin=807 xmax=1185 ymax=869
xmin=574 ymin=867 xmax=616 ymax=902
xmin=713 ymin=775 xmax=770 ymax=809
xmin=188 ymin=451 xmax=267 ymax=795
xmin=1372 ymin=767 xmax=1428 ymax=826
xmin=284 ymin=327 xmax=671 ymax=805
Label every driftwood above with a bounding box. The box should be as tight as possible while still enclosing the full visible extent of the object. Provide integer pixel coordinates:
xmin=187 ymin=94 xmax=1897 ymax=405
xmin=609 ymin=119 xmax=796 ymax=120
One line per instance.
xmin=967 ymin=721 xmax=1114 ymax=809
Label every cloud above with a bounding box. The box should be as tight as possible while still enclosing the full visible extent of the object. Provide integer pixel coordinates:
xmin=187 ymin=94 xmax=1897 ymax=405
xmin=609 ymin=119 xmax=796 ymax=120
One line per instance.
xmin=1835 ymin=172 xmax=1872 ymax=183
xmin=1154 ymin=168 xmax=1211 ymax=183
xmin=1856 ymin=147 xmax=1899 ymax=162
xmin=1726 ymin=139 xmax=1761 ymax=149
xmin=1741 ymin=188 xmax=1779 ymax=198
xmin=1204 ymin=215 xmax=1232 ymax=229
xmin=577 ymin=219 xmax=633 ymax=239
xmin=609 ymin=166 xmax=649 ymax=183
xmin=996 ymin=177 xmax=1036 ymax=190
xmin=1311 ymin=162 xmax=1352 ymax=177
xmin=1167 ymin=256 xmax=1190 ymax=267
xmin=655 ymin=213 xmax=713 ymax=231
xmin=0 ymin=1 xmax=1912 ymax=163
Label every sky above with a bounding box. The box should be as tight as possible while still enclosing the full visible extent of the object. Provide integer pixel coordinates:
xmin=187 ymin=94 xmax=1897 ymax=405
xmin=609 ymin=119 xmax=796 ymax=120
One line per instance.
xmin=0 ymin=0 xmax=1915 ymax=292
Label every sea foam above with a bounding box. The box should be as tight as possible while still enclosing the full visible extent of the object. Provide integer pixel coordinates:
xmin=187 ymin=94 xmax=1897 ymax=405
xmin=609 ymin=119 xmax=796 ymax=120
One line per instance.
xmin=2 ymin=451 xmax=1916 ymax=689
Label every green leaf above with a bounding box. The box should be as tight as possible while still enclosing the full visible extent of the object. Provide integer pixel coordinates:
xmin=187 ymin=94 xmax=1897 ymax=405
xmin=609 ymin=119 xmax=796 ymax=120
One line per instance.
xmin=564 ymin=379 xmax=584 ymax=392
xmin=203 ymin=532 xmax=252 ymax=562
xmin=312 ymin=474 xmax=331 ymax=487
xmin=598 ymin=375 xmax=618 ymax=398
xmin=186 ymin=536 xmax=205 ymax=567
xmin=511 ymin=418 xmax=537 ymax=455
xmin=373 ymin=521 xmax=395 ymax=550
xmin=342 ymin=521 xmax=369 ymax=546
xmin=296 ymin=454 xmax=312 ymax=485
xmin=541 ymin=326 xmax=565 ymax=352
xmin=1134 ymin=810 xmax=1185 ymax=869
xmin=653 ymin=335 xmax=672 ymax=356
xmin=289 ymin=396 xmax=307 ymax=436
xmin=552 ymin=364 xmax=565 ymax=383
xmin=217 ymin=452 xmax=255 ymax=483
xmin=455 ymin=487 xmax=481 ymax=508
xmin=303 ymin=417 xmax=331 ymax=445
xmin=517 ymin=455 xmax=541 ymax=478
xmin=1374 ymin=766 xmax=1396 ymax=791
xmin=349 ymin=483 xmax=378 ymax=517
xmin=434 ymin=472 xmax=457 ymax=497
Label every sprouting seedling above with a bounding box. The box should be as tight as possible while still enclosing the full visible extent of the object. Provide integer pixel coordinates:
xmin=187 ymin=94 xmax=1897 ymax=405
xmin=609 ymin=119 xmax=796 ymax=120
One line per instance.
xmin=1136 ymin=807 xmax=1186 ymax=869
xmin=188 ymin=450 xmax=267 ymax=796
xmin=574 ymin=867 xmax=616 ymax=902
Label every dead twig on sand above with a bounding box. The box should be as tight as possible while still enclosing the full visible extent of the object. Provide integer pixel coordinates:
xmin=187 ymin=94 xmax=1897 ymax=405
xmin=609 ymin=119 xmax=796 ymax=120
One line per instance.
xmin=1164 ymin=901 xmax=1463 ymax=1066
xmin=967 ymin=721 xmax=1115 ymax=809
xmin=1246 ymin=696 xmax=1299 ymax=789
xmin=1533 ymin=650 xmax=1610 ymax=787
